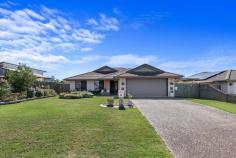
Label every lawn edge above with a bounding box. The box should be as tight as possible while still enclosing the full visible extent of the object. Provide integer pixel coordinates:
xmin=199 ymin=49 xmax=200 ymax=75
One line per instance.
xmin=135 ymin=105 xmax=174 ymax=158
xmin=185 ymin=99 xmax=236 ymax=116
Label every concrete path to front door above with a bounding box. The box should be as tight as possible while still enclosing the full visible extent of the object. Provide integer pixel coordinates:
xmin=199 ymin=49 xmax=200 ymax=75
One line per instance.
xmin=132 ymin=99 xmax=236 ymax=158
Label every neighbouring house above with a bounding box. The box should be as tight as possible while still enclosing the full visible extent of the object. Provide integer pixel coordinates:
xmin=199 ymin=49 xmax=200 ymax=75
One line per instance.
xmin=182 ymin=70 xmax=236 ymax=95
xmin=64 ymin=64 xmax=182 ymax=98
xmin=0 ymin=62 xmax=46 ymax=81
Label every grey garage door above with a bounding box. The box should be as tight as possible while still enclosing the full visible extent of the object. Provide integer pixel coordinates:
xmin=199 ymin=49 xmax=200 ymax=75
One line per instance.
xmin=126 ymin=79 xmax=167 ymax=98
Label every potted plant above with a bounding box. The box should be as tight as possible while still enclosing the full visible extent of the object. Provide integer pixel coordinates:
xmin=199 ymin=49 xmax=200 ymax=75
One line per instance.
xmin=118 ymin=98 xmax=125 ymax=110
xmin=107 ymin=97 xmax=114 ymax=107
xmin=127 ymin=93 xmax=133 ymax=108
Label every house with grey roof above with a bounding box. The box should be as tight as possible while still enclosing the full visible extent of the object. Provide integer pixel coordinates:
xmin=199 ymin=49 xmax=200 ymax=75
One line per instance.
xmin=0 ymin=62 xmax=46 ymax=81
xmin=64 ymin=64 xmax=182 ymax=98
xmin=182 ymin=70 xmax=236 ymax=95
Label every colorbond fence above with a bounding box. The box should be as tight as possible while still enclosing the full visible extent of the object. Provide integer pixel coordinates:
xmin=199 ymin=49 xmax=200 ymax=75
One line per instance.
xmin=34 ymin=81 xmax=70 ymax=94
xmin=175 ymin=83 xmax=236 ymax=104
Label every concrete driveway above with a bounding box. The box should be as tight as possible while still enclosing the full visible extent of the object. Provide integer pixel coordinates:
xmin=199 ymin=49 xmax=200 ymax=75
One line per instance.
xmin=132 ymin=99 xmax=236 ymax=158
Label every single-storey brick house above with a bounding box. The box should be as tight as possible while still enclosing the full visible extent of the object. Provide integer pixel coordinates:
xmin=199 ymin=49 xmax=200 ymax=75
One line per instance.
xmin=182 ymin=70 xmax=236 ymax=95
xmin=64 ymin=64 xmax=182 ymax=98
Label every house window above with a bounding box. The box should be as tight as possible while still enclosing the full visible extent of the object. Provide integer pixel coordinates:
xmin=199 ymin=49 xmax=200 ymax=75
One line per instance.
xmin=94 ymin=80 xmax=104 ymax=91
xmin=81 ymin=80 xmax=87 ymax=91
xmin=75 ymin=81 xmax=81 ymax=91
xmin=75 ymin=80 xmax=87 ymax=91
xmin=94 ymin=81 xmax=99 ymax=91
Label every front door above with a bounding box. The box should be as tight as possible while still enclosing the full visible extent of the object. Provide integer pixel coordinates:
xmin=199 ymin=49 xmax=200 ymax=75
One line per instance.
xmin=110 ymin=80 xmax=118 ymax=95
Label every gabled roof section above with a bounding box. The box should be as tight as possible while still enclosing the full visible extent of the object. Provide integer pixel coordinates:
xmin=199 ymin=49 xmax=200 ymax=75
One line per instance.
xmin=64 ymin=67 xmax=128 ymax=80
xmin=94 ymin=66 xmax=117 ymax=74
xmin=117 ymin=64 xmax=182 ymax=78
xmin=64 ymin=64 xmax=182 ymax=81
xmin=127 ymin=64 xmax=164 ymax=75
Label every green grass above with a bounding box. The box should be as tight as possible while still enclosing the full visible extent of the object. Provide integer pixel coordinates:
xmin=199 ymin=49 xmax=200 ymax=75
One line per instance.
xmin=190 ymin=99 xmax=236 ymax=114
xmin=0 ymin=97 xmax=171 ymax=158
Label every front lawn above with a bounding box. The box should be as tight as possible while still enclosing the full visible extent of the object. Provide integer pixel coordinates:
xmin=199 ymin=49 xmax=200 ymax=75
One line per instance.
xmin=191 ymin=99 xmax=236 ymax=114
xmin=0 ymin=97 xmax=171 ymax=158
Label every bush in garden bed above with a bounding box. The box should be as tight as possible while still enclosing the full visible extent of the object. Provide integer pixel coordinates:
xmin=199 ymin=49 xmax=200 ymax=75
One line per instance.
xmin=27 ymin=88 xmax=35 ymax=98
xmin=43 ymin=89 xmax=57 ymax=97
xmin=59 ymin=91 xmax=93 ymax=99
xmin=27 ymin=88 xmax=57 ymax=98
xmin=0 ymin=88 xmax=57 ymax=103
xmin=35 ymin=88 xmax=44 ymax=97
xmin=0 ymin=79 xmax=11 ymax=101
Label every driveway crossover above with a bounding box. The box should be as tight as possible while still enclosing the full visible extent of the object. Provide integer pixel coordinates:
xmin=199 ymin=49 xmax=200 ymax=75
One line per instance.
xmin=132 ymin=99 xmax=236 ymax=158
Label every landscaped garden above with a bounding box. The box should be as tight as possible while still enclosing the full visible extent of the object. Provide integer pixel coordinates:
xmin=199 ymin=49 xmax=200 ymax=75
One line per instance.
xmin=0 ymin=64 xmax=57 ymax=104
xmin=191 ymin=99 xmax=236 ymax=115
xmin=0 ymin=97 xmax=171 ymax=158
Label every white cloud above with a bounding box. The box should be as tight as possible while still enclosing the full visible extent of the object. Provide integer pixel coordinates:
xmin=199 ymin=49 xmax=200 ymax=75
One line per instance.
xmin=88 ymin=14 xmax=119 ymax=31
xmin=0 ymin=1 xmax=18 ymax=7
xmin=24 ymin=8 xmax=45 ymax=20
xmin=106 ymin=54 xmax=157 ymax=66
xmin=159 ymin=55 xmax=236 ymax=76
xmin=87 ymin=18 xmax=98 ymax=26
xmin=0 ymin=5 xmax=119 ymax=70
xmin=73 ymin=55 xmax=103 ymax=64
xmin=0 ymin=51 xmax=68 ymax=64
xmin=81 ymin=47 xmax=93 ymax=52
xmin=112 ymin=8 xmax=120 ymax=15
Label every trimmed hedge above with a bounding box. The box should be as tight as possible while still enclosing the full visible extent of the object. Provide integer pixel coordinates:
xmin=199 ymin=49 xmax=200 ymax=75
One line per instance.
xmin=59 ymin=91 xmax=93 ymax=99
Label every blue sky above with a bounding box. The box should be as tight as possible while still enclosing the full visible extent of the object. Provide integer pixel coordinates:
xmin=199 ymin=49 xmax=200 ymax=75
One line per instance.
xmin=1 ymin=0 xmax=236 ymax=79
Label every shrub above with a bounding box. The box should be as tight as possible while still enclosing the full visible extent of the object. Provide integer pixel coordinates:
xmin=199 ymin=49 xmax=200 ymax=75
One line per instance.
xmin=2 ymin=95 xmax=17 ymax=102
xmin=12 ymin=92 xmax=27 ymax=100
xmin=80 ymin=91 xmax=93 ymax=98
xmin=35 ymin=88 xmax=44 ymax=97
xmin=59 ymin=91 xmax=93 ymax=99
xmin=27 ymin=88 xmax=35 ymax=98
xmin=0 ymin=79 xmax=11 ymax=101
xmin=43 ymin=89 xmax=57 ymax=97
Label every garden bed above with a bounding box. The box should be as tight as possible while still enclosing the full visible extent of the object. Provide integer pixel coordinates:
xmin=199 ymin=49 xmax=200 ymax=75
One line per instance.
xmin=0 ymin=96 xmax=55 ymax=105
xmin=59 ymin=91 xmax=93 ymax=99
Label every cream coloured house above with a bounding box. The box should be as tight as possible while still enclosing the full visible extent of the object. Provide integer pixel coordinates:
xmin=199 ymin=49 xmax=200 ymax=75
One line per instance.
xmin=64 ymin=64 xmax=182 ymax=98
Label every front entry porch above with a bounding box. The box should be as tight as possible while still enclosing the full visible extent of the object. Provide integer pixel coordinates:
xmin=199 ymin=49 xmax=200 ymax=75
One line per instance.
xmin=72 ymin=79 xmax=118 ymax=96
xmin=103 ymin=80 xmax=118 ymax=95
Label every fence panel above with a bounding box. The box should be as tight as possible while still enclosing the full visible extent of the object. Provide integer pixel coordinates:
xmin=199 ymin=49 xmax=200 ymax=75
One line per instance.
xmin=175 ymin=83 xmax=199 ymax=98
xmin=199 ymin=84 xmax=227 ymax=102
xmin=175 ymin=83 xmax=236 ymax=104
xmin=34 ymin=81 xmax=70 ymax=94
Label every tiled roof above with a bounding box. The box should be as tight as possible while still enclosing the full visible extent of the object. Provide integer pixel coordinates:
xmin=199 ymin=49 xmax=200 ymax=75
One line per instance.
xmin=116 ymin=72 xmax=181 ymax=78
xmin=64 ymin=64 xmax=182 ymax=81
xmin=64 ymin=67 xmax=128 ymax=80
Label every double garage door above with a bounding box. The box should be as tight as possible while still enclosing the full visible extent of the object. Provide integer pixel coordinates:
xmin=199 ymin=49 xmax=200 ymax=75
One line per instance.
xmin=126 ymin=79 xmax=167 ymax=98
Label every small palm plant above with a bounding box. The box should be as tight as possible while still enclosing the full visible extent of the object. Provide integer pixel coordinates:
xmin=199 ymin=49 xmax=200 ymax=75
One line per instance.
xmin=127 ymin=93 xmax=133 ymax=108
xmin=118 ymin=98 xmax=125 ymax=110
xmin=107 ymin=97 xmax=114 ymax=107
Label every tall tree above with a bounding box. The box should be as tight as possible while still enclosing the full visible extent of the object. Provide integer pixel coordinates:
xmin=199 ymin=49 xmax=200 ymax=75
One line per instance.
xmin=6 ymin=64 xmax=36 ymax=92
